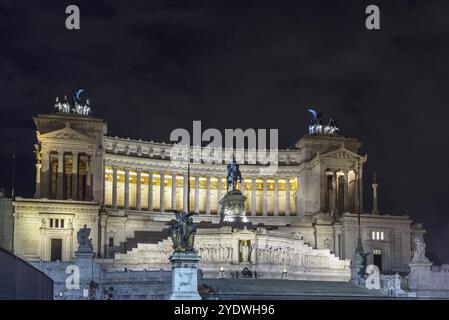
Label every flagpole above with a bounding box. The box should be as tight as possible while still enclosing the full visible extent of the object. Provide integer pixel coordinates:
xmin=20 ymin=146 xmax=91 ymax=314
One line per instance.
xmin=187 ymin=149 xmax=191 ymax=214
xmin=11 ymin=154 xmax=15 ymax=199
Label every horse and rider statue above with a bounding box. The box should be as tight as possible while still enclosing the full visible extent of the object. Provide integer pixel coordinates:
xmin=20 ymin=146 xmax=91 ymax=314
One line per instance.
xmin=226 ymin=154 xmax=242 ymax=192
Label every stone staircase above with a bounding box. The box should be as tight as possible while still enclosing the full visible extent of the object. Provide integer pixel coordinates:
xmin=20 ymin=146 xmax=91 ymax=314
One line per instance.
xmin=201 ymin=279 xmax=387 ymax=299
xmin=107 ymin=228 xmax=171 ymax=258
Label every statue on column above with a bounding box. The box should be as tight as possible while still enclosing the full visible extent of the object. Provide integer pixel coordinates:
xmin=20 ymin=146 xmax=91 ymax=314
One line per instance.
xmin=76 ymin=224 xmax=93 ymax=253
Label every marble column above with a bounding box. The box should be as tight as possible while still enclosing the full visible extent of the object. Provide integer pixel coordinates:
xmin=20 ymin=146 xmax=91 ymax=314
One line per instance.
xmin=354 ymin=169 xmax=360 ymax=213
xmin=100 ymin=215 xmax=107 ymax=258
xmin=296 ymin=176 xmax=301 ymax=217
xmin=285 ymin=176 xmax=291 ymax=216
xmin=334 ymin=233 xmax=339 ymax=257
xmin=71 ymin=152 xmax=78 ymax=200
xmin=274 ymin=176 xmax=279 ymax=216
xmin=183 ymin=173 xmax=189 ymax=212
xmin=343 ymin=171 xmax=349 ymax=212
xmin=124 ymin=167 xmax=130 ymax=210
xmin=262 ymin=176 xmax=268 ymax=216
xmin=136 ymin=169 xmax=142 ymax=211
xmin=57 ymin=151 xmax=64 ymax=199
xmin=320 ymin=166 xmax=327 ymax=212
xmin=112 ymin=166 xmax=118 ymax=209
xmin=194 ymin=175 xmax=200 ymax=213
xmin=205 ymin=175 xmax=211 ymax=214
xmin=40 ymin=151 xmax=50 ymax=199
xmin=331 ymin=172 xmax=337 ymax=216
xmin=85 ymin=155 xmax=92 ymax=200
xmin=148 ymin=171 xmax=153 ymax=212
xmin=359 ymin=164 xmax=364 ymax=212
xmin=372 ymin=177 xmax=379 ymax=215
xmin=251 ymin=176 xmax=257 ymax=216
xmin=35 ymin=161 xmax=41 ymax=198
xmin=160 ymin=171 xmax=165 ymax=212
xmin=171 ymin=172 xmax=177 ymax=210
xmin=217 ymin=175 xmax=222 ymax=213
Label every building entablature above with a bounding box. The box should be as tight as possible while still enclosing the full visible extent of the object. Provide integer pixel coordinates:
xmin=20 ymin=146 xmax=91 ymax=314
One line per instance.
xmin=296 ymin=134 xmax=362 ymax=153
xmin=339 ymin=213 xmax=413 ymax=228
xmin=104 ymin=153 xmax=302 ymax=177
xmin=33 ymin=113 xmax=107 ymax=146
xmin=312 ymin=147 xmax=367 ymax=169
xmin=103 ymin=136 xmax=303 ymax=166
xmin=37 ymin=126 xmax=97 ymax=154
xmin=12 ymin=197 xmax=100 ymax=214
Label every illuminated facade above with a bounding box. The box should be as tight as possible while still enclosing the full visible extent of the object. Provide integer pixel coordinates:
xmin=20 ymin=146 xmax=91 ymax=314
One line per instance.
xmin=11 ymin=111 xmax=425 ymax=275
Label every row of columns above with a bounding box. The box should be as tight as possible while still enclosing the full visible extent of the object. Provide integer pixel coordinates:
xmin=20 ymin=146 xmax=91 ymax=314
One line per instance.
xmin=325 ymin=166 xmax=363 ymax=215
xmin=109 ymin=166 xmax=295 ymax=216
xmin=36 ymin=150 xmax=91 ymax=200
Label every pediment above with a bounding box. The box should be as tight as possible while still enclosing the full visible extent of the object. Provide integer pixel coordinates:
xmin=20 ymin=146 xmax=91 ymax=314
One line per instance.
xmin=321 ymin=147 xmax=364 ymax=161
xmin=39 ymin=126 xmax=93 ymax=142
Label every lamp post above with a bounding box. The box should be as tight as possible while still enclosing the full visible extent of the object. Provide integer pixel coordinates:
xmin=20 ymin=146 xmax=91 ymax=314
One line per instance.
xmin=281 ymin=268 xmax=287 ymax=280
xmin=218 ymin=266 xmax=225 ymax=279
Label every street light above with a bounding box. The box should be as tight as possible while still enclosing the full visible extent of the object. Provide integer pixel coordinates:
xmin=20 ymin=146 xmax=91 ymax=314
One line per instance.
xmin=218 ymin=266 xmax=225 ymax=279
xmin=281 ymin=268 xmax=287 ymax=280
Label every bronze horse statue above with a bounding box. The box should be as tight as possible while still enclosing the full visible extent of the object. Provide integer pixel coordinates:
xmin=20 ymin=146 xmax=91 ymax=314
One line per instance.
xmin=226 ymin=154 xmax=242 ymax=192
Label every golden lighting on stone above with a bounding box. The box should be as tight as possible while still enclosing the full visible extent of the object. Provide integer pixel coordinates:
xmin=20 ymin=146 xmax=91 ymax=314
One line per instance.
xmin=105 ymin=166 xmax=297 ymax=191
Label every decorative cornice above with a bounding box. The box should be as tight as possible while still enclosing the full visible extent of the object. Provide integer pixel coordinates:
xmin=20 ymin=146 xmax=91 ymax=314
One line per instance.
xmin=103 ymin=136 xmax=303 ymax=165
xmin=12 ymin=197 xmax=100 ymax=214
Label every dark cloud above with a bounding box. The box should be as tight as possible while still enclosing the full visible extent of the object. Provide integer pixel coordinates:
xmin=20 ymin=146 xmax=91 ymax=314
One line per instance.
xmin=0 ymin=0 xmax=448 ymax=261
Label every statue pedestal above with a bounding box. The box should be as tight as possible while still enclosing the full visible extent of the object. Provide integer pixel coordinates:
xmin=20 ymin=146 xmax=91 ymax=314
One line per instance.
xmin=350 ymin=240 xmax=365 ymax=286
xmin=219 ymin=190 xmax=248 ymax=224
xmin=408 ymin=260 xmax=432 ymax=290
xmin=169 ymin=252 xmax=201 ymax=300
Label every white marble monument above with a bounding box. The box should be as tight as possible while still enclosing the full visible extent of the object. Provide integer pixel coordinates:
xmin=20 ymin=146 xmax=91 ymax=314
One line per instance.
xmin=169 ymin=252 xmax=201 ymax=300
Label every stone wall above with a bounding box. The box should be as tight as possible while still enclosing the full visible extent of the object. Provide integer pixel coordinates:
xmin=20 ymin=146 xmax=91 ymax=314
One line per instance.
xmin=110 ymin=225 xmax=351 ymax=282
xmin=408 ymin=262 xmax=449 ymax=298
xmin=13 ymin=198 xmax=100 ymax=261
xmin=31 ymin=259 xmax=172 ymax=300
xmin=0 ymin=190 xmax=13 ymax=251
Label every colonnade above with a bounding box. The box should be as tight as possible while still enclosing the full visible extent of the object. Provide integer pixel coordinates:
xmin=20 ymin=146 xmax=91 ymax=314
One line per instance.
xmin=106 ymin=166 xmax=298 ymax=215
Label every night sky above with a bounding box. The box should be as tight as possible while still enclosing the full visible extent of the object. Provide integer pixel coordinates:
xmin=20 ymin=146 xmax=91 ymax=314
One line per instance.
xmin=0 ymin=0 xmax=448 ymax=262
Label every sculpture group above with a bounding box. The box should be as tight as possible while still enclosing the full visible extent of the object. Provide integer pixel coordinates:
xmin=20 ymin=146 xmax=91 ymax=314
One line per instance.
xmin=308 ymin=109 xmax=339 ymax=135
xmin=170 ymin=211 xmax=197 ymax=252
xmin=412 ymin=237 xmax=428 ymax=262
xmin=54 ymin=89 xmax=91 ymax=116
xmin=76 ymin=224 xmax=93 ymax=253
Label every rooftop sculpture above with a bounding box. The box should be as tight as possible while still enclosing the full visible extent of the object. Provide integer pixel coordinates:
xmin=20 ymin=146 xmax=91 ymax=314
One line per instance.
xmin=54 ymin=89 xmax=91 ymax=116
xmin=308 ymin=109 xmax=339 ymax=135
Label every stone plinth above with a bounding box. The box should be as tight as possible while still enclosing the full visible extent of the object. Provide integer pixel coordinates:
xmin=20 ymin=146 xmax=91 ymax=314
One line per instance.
xmin=408 ymin=260 xmax=433 ymax=290
xmin=219 ymin=190 xmax=248 ymax=224
xmin=169 ymin=252 xmax=201 ymax=300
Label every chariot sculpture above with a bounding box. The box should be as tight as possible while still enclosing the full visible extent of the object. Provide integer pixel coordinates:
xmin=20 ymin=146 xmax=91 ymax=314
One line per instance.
xmin=54 ymin=89 xmax=92 ymax=116
xmin=308 ymin=109 xmax=339 ymax=135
